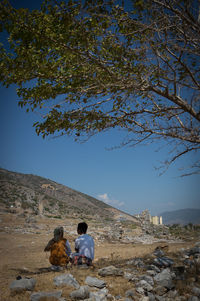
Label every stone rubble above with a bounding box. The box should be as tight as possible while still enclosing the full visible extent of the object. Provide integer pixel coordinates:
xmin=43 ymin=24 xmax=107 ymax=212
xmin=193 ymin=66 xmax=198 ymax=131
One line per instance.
xmin=0 ymin=211 xmax=182 ymax=245
xmin=5 ymin=211 xmax=200 ymax=301
xmin=8 ymin=243 xmax=200 ymax=301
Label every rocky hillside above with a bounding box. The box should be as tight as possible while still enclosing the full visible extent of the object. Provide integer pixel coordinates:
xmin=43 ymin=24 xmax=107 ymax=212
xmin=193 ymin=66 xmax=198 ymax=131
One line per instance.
xmin=0 ymin=168 xmax=137 ymax=223
xmin=161 ymin=208 xmax=200 ymax=225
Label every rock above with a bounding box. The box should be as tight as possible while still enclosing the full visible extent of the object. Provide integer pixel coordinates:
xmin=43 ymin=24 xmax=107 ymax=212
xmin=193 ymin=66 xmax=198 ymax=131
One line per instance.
xmin=136 ymin=280 xmax=153 ymax=292
xmin=184 ymin=258 xmax=194 ymax=267
xmin=153 ymin=285 xmax=167 ymax=296
xmin=54 ymin=273 xmax=80 ymax=288
xmin=188 ymin=297 xmax=200 ymax=301
xmin=154 ymin=296 xmax=165 ymax=301
xmin=98 ymin=266 xmax=124 ymax=277
xmin=153 ymin=249 xmax=165 ymax=257
xmin=172 ymin=266 xmax=185 ymax=278
xmin=147 ymin=265 xmax=160 ymax=273
xmin=188 ymin=246 xmax=200 ymax=256
xmin=124 ymin=272 xmax=134 ymax=281
xmin=146 ymin=270 xmax=157 ymax=277
xmin=85 ymin=276 xmax=106 ymax=288
xmin=153 ymin=257 xmax=174 ymax=268
xmin=70 ymin=285 xmax=90 ymax=299
xmin=154 ymin=268 xmax=174 ymax=289
xmin=30 ymin=290 xmax=62 ymax=301
xmin=192 ymin=287 xmax=200 ymax=297
xmin=10 ymin=277 xmax=36 ymax=293
xmin=139 ymin=297 xmax=149 ymax=301
xmin=126 ymin=259 xmax=136 ymax=265
xmin=194 ymin=254 xmax=200 ymax=264
xmin=139 ymin=275 xmax=154 ymax=286
xmin=25 ymin=216 xmax=36 ymax=223
xmin=125 ymin=289 xmax=135 ymax=299
xmin=89 ymin=287 xmax=108 ymax=301
xmin=107 ymin=294 xmax=114 ymax=300
xmin=51 ymin=265 xmax=64 ymax=271
xmin=126 ymin=258 xmax=146 ymax=268
xmin=147 ymin=292 xmax=156 ymax=301
xmin=165 ymin=289 xmax=179 ymax=298
xmin=176 ymin=296 xmax=187 ymax=301
xmin=124 ymin=272 xmax=138 ymax=282
xmin=136 ymin=287 xmax=145 ymax=295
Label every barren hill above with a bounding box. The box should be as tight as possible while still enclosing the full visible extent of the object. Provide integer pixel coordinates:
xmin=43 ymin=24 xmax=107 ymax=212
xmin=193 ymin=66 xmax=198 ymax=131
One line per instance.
xmin=161 ymin=208 xmax=200 ymax=225
xmin=0 ymin=168 xmax=138 ymax=223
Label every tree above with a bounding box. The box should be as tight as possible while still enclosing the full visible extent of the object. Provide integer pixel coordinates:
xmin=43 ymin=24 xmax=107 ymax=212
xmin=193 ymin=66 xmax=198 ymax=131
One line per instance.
xmin=0 ymin=0 xmax=200 ymax=175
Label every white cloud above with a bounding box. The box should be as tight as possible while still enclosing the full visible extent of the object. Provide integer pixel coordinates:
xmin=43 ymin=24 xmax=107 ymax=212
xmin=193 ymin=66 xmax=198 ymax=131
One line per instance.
xmin=97 ymin=193 xmax=125 ymax=208
xmin=167 ymin=202 xmax=176 ymax=207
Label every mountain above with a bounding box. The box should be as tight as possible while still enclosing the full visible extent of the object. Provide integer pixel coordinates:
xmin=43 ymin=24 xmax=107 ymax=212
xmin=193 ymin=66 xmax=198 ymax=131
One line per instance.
xmin=0 ymin=168 xmax=138 ymax=223
xmin=160 ymin=208 xmax=200 ymax=225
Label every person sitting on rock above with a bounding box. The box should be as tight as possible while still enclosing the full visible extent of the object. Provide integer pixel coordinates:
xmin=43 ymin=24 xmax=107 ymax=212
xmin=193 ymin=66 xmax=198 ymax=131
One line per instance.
xmin=44 ymin=226 xmax=71 ymax=270
xmin=70 ymin=222 xmax=94 ymax=266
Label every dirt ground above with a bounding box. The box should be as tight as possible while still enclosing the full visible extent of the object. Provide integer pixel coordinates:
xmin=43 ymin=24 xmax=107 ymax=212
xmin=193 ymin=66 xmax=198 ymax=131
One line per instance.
xmin=0 ymin=213 xmax=197 ymax=301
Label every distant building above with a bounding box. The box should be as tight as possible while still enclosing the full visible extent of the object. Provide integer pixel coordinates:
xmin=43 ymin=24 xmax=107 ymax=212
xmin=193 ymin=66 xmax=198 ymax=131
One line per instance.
xmin=151 ymin=215 xmax=162 ymax=225
xmin=134 ymin=209 xmax=162 ymax=226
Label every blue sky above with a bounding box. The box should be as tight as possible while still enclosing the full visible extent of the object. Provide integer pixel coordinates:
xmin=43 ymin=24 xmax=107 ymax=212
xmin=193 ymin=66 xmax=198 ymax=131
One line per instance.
xmin=0 ymin=0 xmax=199 ymax=216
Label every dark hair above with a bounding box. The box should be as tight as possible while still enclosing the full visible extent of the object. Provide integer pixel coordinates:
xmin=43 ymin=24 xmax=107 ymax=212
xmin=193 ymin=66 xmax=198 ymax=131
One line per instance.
xmin=77 ymin=222 xmax=88 ymax=234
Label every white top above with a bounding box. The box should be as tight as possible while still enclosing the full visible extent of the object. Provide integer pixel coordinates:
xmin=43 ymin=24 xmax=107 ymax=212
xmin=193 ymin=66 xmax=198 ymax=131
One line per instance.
xmin=75 ymin=234 xmax=94 ymax=260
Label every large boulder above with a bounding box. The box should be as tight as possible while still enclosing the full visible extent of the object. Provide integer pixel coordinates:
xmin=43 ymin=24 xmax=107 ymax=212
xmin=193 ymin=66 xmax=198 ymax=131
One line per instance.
xmin=54 ymin=273 xmax=80 ymax=288
xmin=70 ymin=285 xmax=90 ymax=300
xmin=85 ymin=276 xmax=106 ymax=288
xmin=154 ymin=268 xmax=174 ymax=289
xmin=30 ymin=290 xmax=63 ymax=301
xmin=10 ymin=278 xmax=36 ymax=294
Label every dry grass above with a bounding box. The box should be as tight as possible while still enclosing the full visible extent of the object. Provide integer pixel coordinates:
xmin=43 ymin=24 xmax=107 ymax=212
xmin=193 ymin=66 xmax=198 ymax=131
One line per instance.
xmin=0 ymin=213 xmax=197 ymax=301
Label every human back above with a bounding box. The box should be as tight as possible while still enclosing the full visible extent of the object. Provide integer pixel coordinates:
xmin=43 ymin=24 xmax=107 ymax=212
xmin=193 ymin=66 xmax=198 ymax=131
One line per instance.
xmin=75 ymin=233 xmax=94 ymax=260
xmin=44 ymin=226 xmax=71 ymax=267
xmin=49 ymin=238 xmax=70 ymax=266
xmin=70 ymin=222 xmax=94 ymax=266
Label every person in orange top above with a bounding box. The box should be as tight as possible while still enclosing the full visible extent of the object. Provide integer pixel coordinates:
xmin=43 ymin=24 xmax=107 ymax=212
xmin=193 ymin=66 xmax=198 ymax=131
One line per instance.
xmin=44 ymin=226 xmax=71 ymax=270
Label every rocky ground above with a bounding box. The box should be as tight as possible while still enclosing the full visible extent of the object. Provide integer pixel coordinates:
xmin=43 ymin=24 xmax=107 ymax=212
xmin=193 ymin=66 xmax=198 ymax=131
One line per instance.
xmin=0 ymin=213 xmax=200 ymax=301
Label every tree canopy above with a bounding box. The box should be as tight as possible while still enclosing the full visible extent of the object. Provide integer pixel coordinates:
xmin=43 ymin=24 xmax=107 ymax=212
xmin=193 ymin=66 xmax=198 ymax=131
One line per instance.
xmin=0 ymin=0 xmax=200 ymax=175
